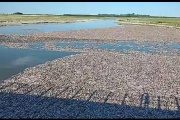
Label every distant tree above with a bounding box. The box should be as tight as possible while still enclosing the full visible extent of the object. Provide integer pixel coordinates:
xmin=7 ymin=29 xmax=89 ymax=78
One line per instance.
xmin=13 ymin=12 xmax=23 ymax=15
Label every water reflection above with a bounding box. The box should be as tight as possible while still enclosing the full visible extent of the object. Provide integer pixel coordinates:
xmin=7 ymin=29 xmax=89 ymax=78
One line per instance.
xmin=0 ymin=46 xmax=79 ymax=81
xmin=11 ymin=56 xmax=40 ymax=67
xmin=1 ymin=40 xmax=180 ymax=81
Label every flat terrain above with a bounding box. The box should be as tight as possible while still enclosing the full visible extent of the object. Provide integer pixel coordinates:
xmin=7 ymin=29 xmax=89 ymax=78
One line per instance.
xmin=0 ymin=15 xmax=179 ymax=29
xmin=0 ymin=15 xmax=113 ymax=26
xmin=118 ymin=17 xmax=180 ymax=28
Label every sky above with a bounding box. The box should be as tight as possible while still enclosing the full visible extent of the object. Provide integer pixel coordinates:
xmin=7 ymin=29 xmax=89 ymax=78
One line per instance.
xmin=0 ymin=2 xmax=179 ymax=17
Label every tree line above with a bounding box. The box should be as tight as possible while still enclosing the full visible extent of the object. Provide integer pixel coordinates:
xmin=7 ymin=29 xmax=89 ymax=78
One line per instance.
xmin=0 ymin=12 xmax=177 ymax=18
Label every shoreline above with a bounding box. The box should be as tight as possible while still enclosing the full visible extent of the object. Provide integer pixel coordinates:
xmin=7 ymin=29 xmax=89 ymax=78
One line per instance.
xmin=118 ymin=21 xmax=180 ymax=29
xmin=0 ymin=23 xmax=180 ymax=44
xmin=0 ymin=19 xmax=102 ymax=27
xmin=0 ymin=18 xmax=179 ymax=29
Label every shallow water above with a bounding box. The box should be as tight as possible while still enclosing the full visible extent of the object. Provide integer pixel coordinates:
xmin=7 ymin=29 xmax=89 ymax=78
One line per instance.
xmin=54 ymin=41 xmax=180 ymax=54
xmin=0 ymin=20 xmax=118 ymax=34
xmin=27 ymin=41 xmax=180 ymax=54
xmin=0 ymin=45 xmax=79 ymax=81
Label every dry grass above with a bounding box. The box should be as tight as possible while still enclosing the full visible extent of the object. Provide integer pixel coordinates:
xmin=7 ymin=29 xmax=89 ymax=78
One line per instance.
xmin=118 ymin=17 xmax=180 ymax=28
xmin=0 ymin=14 xmax=113 ymax=26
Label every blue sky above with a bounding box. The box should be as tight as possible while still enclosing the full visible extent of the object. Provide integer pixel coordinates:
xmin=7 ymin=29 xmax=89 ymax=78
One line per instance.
xmin=0 ymin=2 xmax=179 ymax=17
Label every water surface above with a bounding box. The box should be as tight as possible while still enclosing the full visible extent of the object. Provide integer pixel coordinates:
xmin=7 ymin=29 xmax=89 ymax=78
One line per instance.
xmin=0 ymin=20 xmax=118 ymax=34
xmin=28 ymin=41 xmax=180 ymax=54
xmin=1 ymin=40 xmax=180 ymax=81
xmin=53 ymin=41 xmax=180 ymax=54
xmin=0 ymin=45 xmax=79 ymax=81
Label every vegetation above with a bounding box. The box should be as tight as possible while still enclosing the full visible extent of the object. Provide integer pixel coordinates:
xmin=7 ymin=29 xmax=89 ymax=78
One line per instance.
xmin=13 ymin=12 xmax=23 ymax=15
xmin=0 ymin=14 xmax=113 ymax=26
xmin=0 ymin=13 xmax=179 ymax=28
xmin=117 ymin=17 xmax=180 ymax=27
xmin=0 ymin=14 xmax=114 ymax=21
xmin=63 ymin=13 xmax=151 ymax=18
xmin=63 ymin=13 xmax=178 ymax=18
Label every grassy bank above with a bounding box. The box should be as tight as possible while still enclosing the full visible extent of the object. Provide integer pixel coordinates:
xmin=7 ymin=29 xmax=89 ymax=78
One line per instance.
xmin=118 ymin=17 xmax=180 ymax=28
xmin=0 ymin=14 xmax=114 ymax=26
xmin=0 ymin=14 xmax=179 ymax=28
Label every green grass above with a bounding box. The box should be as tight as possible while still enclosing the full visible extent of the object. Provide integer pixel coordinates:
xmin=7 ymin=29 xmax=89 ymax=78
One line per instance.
xmin=1 ymin=14 xmax=179 ymax=28
xmin=117 ymin=17 xmax=180 ymax=27
xmin=0 ymin=14 xmax=113 ymax=23
xmin=0 ymin=14 xmax=116 ymax=26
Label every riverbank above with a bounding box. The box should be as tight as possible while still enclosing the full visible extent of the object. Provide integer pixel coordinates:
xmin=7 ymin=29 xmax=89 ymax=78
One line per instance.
xmin=118 ymin=22 xmax=180 ymax=29
xmin=0 ymin=14 xmax=113 ymax=27
xmin=0 ymin=19 xmax=102 ymax=27
xmin=1 ymin=15 xmax=179 ymax=29
xmin=117 ymin=17 xmax=180 ymax=29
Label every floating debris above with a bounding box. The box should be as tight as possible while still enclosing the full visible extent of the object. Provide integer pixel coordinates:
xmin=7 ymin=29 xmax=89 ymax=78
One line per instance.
xmin=0 ymin=51 xmax=180 ymax=111
xmin=0 ymin=24 xmax=180 ymax=118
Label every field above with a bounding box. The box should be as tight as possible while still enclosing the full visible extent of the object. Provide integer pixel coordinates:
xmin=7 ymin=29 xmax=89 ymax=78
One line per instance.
xmin=0 ymin=14 xmax=113 ymax=26
xmin=1 ymin=14 xmax=180 ymax=29
xmin=118 ymin=17 xmax=180 ymax=28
